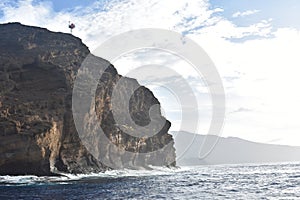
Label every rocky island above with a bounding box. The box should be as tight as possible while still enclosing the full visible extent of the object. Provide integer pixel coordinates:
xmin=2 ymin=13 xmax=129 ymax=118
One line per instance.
xmin=0 ymin=23 xmax=176 ymax=175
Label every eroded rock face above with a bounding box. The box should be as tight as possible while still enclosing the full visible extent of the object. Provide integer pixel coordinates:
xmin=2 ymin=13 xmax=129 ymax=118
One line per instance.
xmin=0 ymin=23 xmax=176 ymax=175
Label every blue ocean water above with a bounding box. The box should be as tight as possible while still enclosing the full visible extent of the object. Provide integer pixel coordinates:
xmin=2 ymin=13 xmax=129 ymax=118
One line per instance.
xmin=0 ymin=163 xmax=300 ymax=199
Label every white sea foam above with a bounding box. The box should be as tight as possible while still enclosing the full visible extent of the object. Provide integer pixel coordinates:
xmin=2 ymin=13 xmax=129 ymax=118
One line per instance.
xmin=0 ymin=166 xmax=187 ymax=185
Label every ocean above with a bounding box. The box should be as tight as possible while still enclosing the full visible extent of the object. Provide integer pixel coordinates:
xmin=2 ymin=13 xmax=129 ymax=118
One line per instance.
xmin=0 ymin=163 xmax=300 ymax=199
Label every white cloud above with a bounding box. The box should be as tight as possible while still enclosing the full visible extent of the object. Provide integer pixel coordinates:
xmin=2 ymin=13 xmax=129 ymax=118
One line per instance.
xmin=232 ymin=9 xmax=260 ymax=18
xmin=195 ymin=27 xmax=300 ymax=145
xmin=0 ymin=0 xmax=54 ymax=25
xmin=1 ymin=0 xmax=300 ymax=145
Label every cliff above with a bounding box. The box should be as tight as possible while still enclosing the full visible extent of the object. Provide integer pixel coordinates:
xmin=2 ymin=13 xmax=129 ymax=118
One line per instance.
xmin=0 ymin=23 xmax=176 ymax=175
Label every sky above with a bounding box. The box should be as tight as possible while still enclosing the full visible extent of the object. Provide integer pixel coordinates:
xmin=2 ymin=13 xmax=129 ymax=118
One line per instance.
xmin=1 ymin=0 xmax=300 ymax=146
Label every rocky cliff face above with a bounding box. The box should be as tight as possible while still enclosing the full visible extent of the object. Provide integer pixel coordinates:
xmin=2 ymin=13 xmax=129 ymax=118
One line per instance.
xmin=0 ymin=23 xmax=176 ymax=175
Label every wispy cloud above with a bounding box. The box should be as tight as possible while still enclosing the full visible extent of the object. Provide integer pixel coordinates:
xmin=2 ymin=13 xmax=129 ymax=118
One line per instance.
xmin=232 ymin=10 xmax=260 ymax=18
xmin=229 ymin=107 xmax=253 ymax=114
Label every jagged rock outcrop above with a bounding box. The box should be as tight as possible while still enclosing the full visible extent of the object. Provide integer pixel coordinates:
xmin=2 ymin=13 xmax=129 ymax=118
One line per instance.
xmin=0 ymin=23 xmax=176 ymax=175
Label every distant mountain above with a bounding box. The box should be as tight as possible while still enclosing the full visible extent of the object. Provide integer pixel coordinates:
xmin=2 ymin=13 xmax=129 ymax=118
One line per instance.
xmin=172 ymin=131 xmax=300 ymax=166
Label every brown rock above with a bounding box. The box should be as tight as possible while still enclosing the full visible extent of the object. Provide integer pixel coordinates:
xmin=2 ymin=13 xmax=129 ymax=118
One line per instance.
xmin=0 ymin=23 xmax=176 ymax=175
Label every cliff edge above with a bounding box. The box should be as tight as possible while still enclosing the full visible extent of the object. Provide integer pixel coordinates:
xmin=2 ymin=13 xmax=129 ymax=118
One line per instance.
xmin=0 ymin=23 xmax=176 ymax=175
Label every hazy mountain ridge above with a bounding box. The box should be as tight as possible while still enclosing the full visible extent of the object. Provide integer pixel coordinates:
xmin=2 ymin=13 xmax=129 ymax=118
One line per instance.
xmin=173 ymin=131 xmax=300 ymax=166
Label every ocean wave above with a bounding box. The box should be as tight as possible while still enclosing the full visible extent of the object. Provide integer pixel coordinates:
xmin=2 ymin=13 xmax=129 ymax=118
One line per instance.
xmin=0 ymin=166 xmax=189 ymax=186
